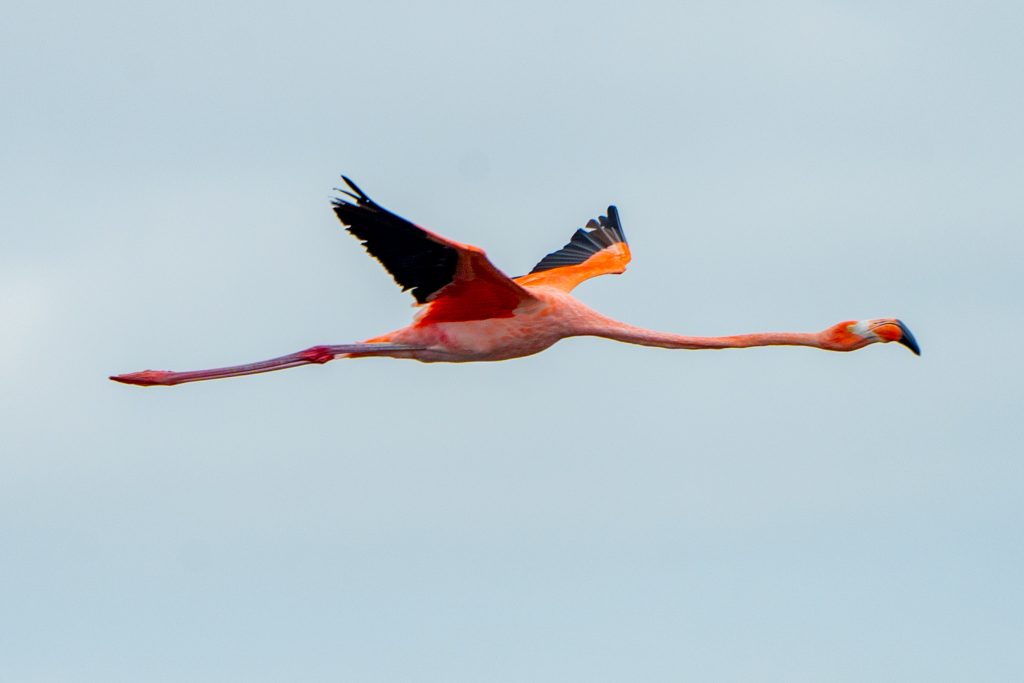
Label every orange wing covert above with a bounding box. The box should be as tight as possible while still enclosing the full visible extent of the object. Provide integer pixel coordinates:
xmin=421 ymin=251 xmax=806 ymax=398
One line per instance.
xmin=514 ymin=206 xmax=631 ymax=292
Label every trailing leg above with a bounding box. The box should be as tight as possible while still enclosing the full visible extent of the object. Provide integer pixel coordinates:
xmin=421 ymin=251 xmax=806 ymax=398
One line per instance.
xmin=109 ymin=342 xmax=421 ymax=386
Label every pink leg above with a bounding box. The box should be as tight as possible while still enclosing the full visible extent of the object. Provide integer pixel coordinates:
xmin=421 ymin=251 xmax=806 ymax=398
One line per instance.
xmin=109 ymin=343 xmax=420 ymax=386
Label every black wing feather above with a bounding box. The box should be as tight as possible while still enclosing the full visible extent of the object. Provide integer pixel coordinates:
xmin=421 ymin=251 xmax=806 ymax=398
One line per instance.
xmin=529 ymin=206 xmax=627 ymax=274
xmin=331 ymin=177 xmax=458 ymax=304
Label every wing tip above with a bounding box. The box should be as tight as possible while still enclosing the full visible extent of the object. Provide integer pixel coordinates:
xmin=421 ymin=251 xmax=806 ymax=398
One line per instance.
xmin=340 ymin=175 xmax=367 ymax=199
xmin=607 ymin=204 xmax=620 ymax=224
xmin=528 ymin=205 xmax=627 ymax=275
xmin=331 ymin=175 xmax=376 ymax=213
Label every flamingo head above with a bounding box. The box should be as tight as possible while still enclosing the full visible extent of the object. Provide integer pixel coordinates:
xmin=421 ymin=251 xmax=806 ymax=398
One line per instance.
xmin=823 ymin=318 xmax=921 ymax=355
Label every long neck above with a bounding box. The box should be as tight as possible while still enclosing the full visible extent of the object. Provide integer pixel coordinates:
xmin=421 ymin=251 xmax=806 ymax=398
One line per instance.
xmin=580 ymin=317 xmax=825 ymax=351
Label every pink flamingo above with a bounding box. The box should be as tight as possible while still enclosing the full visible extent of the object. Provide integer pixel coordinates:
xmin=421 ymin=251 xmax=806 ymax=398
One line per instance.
xmin=111 ymin=177 xmax=919 ymax=387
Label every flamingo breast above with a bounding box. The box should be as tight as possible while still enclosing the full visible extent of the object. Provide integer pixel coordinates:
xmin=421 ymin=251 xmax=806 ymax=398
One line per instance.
xmin=388 ymin=287 xmax=587 ymax=362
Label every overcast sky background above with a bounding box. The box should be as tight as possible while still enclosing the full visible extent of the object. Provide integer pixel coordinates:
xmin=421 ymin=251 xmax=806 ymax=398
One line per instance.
xmin=2 ymin=1 xmax=1022 ymax=681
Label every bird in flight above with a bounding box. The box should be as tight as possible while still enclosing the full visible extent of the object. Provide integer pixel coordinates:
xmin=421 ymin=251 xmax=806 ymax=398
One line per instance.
xmin=111 ymin=177 xmax=920 ymax=387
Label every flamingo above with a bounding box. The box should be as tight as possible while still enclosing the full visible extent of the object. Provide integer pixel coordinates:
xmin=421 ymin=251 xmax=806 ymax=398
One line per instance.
xmin=111 ymin=176 xmax=920 ymax=387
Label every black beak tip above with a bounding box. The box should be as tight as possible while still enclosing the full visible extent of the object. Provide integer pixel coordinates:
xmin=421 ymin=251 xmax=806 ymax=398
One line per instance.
xmin=896 ymin=320 xmax=921 ymax=356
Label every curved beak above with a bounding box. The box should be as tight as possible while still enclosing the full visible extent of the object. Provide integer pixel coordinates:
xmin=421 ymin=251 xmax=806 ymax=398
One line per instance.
xmin=895 ymin=320 xmax=921 ymax=356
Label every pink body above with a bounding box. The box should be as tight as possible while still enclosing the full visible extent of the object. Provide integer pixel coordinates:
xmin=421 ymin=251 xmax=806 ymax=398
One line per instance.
xmin=379 ymin=287 xmax=588 ymax=362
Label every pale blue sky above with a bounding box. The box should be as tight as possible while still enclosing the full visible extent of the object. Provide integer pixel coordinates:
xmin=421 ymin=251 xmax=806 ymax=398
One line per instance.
xmin=2 ymin=1 xmax=1022 ymax=681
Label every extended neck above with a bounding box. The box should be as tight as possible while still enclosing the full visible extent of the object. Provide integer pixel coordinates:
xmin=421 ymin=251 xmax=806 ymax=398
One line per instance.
xmin=581 ymin=318 xmax=825 ymax=351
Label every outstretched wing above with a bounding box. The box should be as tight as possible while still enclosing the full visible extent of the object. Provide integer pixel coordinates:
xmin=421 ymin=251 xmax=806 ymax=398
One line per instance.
xmin=331 ymin=177 xmax=537 ymax=323
xmin=514 ymin=206 xmax=630 ymax=292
